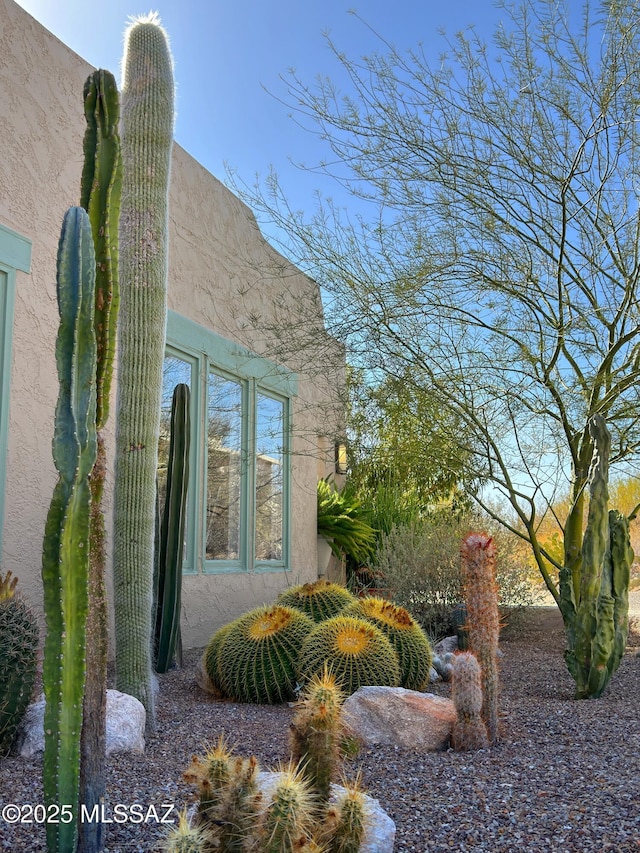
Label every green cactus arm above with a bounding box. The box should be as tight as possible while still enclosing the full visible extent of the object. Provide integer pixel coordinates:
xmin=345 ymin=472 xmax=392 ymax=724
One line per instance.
xmin=81 ymin=69 xmax=122 ymax=430
xmin=154 ymin=383 xmax=190 ymax=673
xmin=42 ymin=206 xmax=97 ymax=852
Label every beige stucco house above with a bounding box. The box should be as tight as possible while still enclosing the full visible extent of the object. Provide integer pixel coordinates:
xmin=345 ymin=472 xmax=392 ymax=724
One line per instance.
xmin=0 ymin=0 xmax=345 ymax=648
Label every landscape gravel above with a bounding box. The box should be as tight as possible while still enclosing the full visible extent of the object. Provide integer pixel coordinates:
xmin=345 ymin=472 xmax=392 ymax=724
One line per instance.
xmin=1 ymin=605 xmax=638 ymax=852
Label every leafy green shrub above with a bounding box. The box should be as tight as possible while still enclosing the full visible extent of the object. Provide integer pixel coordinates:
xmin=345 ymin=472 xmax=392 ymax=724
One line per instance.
xmin=317 ymin=478 xmax=377 ymax=563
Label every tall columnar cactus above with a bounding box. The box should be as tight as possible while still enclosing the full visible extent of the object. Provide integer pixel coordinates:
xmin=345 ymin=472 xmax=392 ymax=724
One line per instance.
xmin=0 ymin=571 xmax=38 ymax=756
xmin=561 ymin=415 xmax=633 ymax=698
xmin=78 ymin=67 xmax=122 ymax=853
xmin=451 ymin=651 xmax=489 ymax=751
xmin=154 ymin=383 xmax=190 ymax=673
xmin=460 ymin=532 xmax=500 ymax=744
xmin=113 ymin=13 xmax=175 ymax=726
xmin=41 ymin=206 xmax=98 ymax=853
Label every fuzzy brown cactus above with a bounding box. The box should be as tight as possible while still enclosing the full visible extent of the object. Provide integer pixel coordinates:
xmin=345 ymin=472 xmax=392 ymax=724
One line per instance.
xmin=460 ymin=532 xmax=500 ymax=743
xmin=451 ymin=652 xmax=489 ymax=751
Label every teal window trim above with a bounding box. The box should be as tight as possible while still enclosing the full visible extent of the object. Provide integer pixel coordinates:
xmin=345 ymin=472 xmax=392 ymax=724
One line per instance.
xmin=165 ymin=310 xmax=297 ymax=575
xmin=0 ymin=224 xmax=32 ymax=562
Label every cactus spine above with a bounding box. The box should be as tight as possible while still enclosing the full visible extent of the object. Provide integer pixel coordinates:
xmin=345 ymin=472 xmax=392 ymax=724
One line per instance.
xmin=154 ymin=383 xmax=190 ymax=673
xmin=79 ymin=67 xmax=122 ymax=853
xmin=0 ymin=571 xmax=38 ymax=756
xmin=41 ymin=206 xmax=98 ymax=853
xmin=113 ymin=13 xmax=175 ymax=726
xmin=259 ymin=764 xmax=315 ymax=853
xmin=561 ymin=415 xmax=633 ymax=698
xmin=460 ymin=533 xmax=500 ymax=744
xmin=451 ymin=652 xmax=489 ymax=751
xmin=323 ymin=777 xmax=368 ymax=853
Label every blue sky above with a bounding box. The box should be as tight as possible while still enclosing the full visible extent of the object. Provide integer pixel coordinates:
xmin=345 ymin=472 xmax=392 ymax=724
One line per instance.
xmin=15 ymin=0 xmax=503 ymax=231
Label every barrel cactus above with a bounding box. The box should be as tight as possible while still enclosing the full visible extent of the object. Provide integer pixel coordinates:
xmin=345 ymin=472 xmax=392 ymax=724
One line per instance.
xmin=343 ymin=597 xmax=433 ymax=691
xmin=297 ymin=615 xmax=400 ymax=696
xmin=0 ymin=571 xmax=38 ymax=756
xmin=216 ymin=605 xmax=314 ymax=704
xmin=201 ymin=622 xmax=232 ymax=695
xmin=277 ymin=580 xmax=356 ymax=623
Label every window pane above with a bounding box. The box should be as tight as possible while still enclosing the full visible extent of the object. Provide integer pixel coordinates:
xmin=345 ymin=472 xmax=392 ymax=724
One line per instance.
xmin=207 ymin=372 xmax=242 ymax=560
xmin=158 ymin=355 xmax=192 ymax=515
xmin=255 ymin=394 xmax=284 ymax=561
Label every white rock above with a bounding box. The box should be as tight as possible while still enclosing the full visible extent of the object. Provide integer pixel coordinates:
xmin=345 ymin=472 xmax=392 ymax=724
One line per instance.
xmin=14 ymin=690 xmax=145 ymax=758
xmin=343 ymin=686 xmax=456 ymax=751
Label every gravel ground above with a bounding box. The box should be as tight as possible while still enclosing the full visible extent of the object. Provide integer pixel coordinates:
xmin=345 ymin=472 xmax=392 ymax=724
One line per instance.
xmin=1 ymin=604 xmax=639 ymax=852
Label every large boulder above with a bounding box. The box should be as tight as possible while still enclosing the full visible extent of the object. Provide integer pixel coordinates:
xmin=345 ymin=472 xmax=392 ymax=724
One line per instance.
xmin=13 ymin=690 xmax=146 ymax=758
xmin=343 ymin=686 xmax=456 ymax=751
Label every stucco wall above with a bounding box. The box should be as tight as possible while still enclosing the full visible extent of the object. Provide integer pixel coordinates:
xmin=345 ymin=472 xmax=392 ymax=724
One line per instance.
xmin=0 ymin=0 xmax=344 ymax=648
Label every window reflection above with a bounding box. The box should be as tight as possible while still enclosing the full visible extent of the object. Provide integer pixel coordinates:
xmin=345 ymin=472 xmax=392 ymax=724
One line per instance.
xmin=206 ymin=372 xmax=242 ymax=560
xmin=255 ymin=394 xmax=284 ymax=561
xmin=158 ymin=355 xmax=192 ymax=517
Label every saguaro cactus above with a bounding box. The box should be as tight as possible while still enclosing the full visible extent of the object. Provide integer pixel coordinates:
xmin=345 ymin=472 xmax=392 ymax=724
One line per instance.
xmin=561 ymin=414 xmax=633 ymax=698
xmin=154 ymin=383 xmax=190 ymax=673
xmin=460 ymin=532 xmax=500 ymax=744
xmin=41 ymin=206 xmax=97 ymax=853
xmin=79 ymin=67 xmax=121 ymax=853
xmin=113 ymin=13 xmax=175 ymax=727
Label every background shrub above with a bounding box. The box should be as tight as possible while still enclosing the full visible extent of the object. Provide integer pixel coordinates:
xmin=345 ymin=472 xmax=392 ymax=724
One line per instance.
xmin=373 ymin=513 xmax=540 ymax=637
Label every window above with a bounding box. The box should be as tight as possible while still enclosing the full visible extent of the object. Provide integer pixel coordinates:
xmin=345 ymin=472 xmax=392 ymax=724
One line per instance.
xmin=0 ymin=224 xmax=31 ymax=560
xmin=163 ymin=311 xmax=296 ymax=573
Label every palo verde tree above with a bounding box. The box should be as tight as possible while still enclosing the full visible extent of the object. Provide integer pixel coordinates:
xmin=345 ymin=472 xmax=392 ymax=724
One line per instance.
xmin=235 ymin=0 xmax=640 ymax=697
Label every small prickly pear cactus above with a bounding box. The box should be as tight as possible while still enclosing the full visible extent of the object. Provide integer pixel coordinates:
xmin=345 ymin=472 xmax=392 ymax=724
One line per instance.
xmin=460 ymin=532 xmax=500 ymax=744
xmin=41 ymin=206 xmax=98 ymax=853
xmin=113 ymin=11 xmax=175 ymax=728
xmin=290 ymin=666 xmax=345 ymax=803
xmin=451 ymin=652 xmax=489 ymax=751
xmin=277 ymin=580 xmax=356 ymax=622
xmin=0 ymin=571 xmax=38 ymax=756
